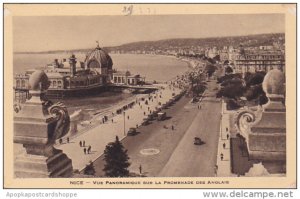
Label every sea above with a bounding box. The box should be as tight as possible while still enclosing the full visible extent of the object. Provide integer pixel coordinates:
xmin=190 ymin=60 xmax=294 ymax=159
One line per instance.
xmin=13 ymin=53 xmax=189 ymax=117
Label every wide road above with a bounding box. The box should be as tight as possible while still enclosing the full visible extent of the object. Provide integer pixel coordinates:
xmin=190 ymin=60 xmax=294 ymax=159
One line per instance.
xmin=159 ymin=80 xmax=221 ymax=177
xmin=92 ymin=78 xmax=221 ymax=177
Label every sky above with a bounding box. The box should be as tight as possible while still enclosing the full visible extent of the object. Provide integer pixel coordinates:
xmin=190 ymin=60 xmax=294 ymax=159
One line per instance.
xmin=13 ymin=14 xmax=284 ymax=52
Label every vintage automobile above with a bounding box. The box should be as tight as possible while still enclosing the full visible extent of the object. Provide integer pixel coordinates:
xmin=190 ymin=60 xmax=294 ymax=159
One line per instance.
xmin=157 ymin=112 xmax=167 ymax=121
xmin=127 ymin=127 xmax=137 ymax=136
xmin=194 ymin=137 xmax=203 ymax=145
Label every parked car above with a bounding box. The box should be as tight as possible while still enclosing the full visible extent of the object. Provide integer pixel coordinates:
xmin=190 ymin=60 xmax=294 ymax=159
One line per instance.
xmin=157 ymin=112 xmax=167 ymax=121
xmin=127 ymin=127 xmax=137 ymax=136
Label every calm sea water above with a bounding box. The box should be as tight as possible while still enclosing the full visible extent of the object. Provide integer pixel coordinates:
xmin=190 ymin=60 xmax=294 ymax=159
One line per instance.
xmin=14 ymin=53 xmax=189 ymax=116
xmin=13 ymin=53 xmax=188 ymax=82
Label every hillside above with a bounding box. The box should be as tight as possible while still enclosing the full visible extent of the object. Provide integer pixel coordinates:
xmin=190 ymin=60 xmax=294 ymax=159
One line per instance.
xmin=15 ymin=33 xmax=284 ymax=54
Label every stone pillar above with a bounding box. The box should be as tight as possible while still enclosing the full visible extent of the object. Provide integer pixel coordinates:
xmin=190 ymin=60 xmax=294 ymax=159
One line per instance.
xmin=14 ymin=70 xmax=73 ymax=178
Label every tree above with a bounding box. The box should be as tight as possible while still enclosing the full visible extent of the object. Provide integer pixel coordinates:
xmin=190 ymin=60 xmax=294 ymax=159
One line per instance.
xmin=244 ymin=71 xmax=266 ymax=87
xmin=216 ymin=83 xmax=245 ymax=100
xmin=83 ymin=161 xmax=96 ymax=176
xmin=205 ymin=64 xmax=216 ymax=77
xmin=213 ymin=55 xmax=220 ymax=62
xmin=103 ymin=136 xmax=130 ymax=177
xmin=224 ymin=60 xmax=229 ymax=65
xmin=225 ymin=66 xmax=233 ymax=74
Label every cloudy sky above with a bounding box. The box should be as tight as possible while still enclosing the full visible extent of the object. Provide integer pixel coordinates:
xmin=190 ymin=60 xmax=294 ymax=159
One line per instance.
xmin=13 ymin=14 xmax=284 ymax=52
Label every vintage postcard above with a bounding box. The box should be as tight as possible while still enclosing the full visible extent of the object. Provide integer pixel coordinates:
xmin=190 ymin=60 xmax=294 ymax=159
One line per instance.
xmin=3 ymin=3 xmax=296 ymax=188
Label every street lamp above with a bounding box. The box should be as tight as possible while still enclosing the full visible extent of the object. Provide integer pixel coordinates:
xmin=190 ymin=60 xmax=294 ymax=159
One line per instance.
xmin=123 ymin=111 xmax=126 ymax=136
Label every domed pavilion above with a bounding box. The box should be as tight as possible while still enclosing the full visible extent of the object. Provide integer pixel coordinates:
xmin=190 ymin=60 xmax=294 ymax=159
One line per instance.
xmin=84 ymin=43 xmax=113 ymax=82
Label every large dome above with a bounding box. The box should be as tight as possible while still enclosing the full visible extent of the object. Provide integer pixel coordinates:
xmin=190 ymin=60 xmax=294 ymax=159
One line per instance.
xmin=85 ymin=45 xmax=113 ymax=70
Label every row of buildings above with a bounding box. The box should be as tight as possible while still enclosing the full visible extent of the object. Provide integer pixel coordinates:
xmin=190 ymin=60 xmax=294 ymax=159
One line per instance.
xmin=111 ymin=41 xmax=285 ymax=76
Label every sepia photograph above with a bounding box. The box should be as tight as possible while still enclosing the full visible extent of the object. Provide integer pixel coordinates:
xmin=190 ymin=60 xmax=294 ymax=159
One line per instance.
xmin=3 ymin=3 xmax=296 ymax=189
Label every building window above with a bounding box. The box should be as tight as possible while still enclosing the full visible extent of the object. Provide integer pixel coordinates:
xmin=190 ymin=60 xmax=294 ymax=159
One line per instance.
xmin=53 ymin=81 xmax=57 ymax=87
xmin=58 ymin=80 xmax=62 ymax=88
xmin=65 ymin=81 xmax=69 ymax=88
xmin=16 ymin=80 xmax=20 ymax=88
xmin=21 ymin=80 xmax=25 ymax=88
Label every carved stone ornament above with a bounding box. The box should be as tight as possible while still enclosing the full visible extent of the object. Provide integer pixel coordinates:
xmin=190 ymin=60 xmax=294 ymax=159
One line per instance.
xmin=14 ymin=70 xmax=73 ymax=178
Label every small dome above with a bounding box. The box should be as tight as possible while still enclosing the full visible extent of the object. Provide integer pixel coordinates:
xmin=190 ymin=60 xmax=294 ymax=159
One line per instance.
xmin=262 ymin=68 xmax=285 ymax=96
xmin=28 ymin=70 xmax=50 ymax=91
xmin=85 ymin=46 xmax=113 ymax=69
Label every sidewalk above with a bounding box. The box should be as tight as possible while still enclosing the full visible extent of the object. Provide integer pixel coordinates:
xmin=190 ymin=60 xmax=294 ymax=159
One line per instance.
xmin=215 ymin=100 xmax=236 ymax=177
xmin=56 ymin=84 xmax=184 ymax=171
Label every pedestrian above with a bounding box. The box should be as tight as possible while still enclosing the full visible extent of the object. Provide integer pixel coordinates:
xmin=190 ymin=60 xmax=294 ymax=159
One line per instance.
xmin=127 ymin=115 xmax=130 ymax=120
xmin=84 ymin=148 xmax=86 ymax=155
xmin=136 ymin=124 xmax=138 ymax=128
xmin=172 ymin=125 xmax=174 ymax=131
xmin=88 ymin=145 xmax=91 ymax=154
xmin=227 ymin=134 xmax=229 ymax=140
xmin=79 ymin=141 xmax=82 ymax=147
xmin=220 ymin=153 xmax=224 ymax=161
xmin=144 ymin=112 xmax=146 ymax=115
xmin=112 ymin=118 xmax=114 ymax=123
xmin=139 ymin=164 xmax=142 ymax=174
xmin=59 ymin=138 xmax=62 ymax=145
xmin=67 ymin=137 xmax=69 ymax=143
xmin=83 ymin=140 xmax=85 ymax=147
xmin=102 ymin=118 xmax=105 ymax=123
xmin=223 ymin=143 xmax=226 ymax=149
xmin=214 ymin=165 xmax=218 ymax=176
xmin=226 ymin=127 xmax=228 ymax=132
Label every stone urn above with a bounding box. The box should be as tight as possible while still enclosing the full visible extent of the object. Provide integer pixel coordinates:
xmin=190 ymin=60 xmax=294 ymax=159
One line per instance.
xmin=14 ymin=70 xmax=73 ymax=178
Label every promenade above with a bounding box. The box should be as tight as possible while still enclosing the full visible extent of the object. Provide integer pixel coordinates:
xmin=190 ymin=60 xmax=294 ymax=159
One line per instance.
xmin=215 ymin=100 xmax=237 ymax=177
xmin=55 ymin=83 xmax=183 ymax=171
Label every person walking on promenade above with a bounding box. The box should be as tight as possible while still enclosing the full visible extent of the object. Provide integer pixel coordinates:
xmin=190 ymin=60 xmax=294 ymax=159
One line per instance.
xmin=144 ymin=112 xmax=146 ymax=115
xmin=220 ymin=153 xmax=224 ymax=161
xmin=59 ymin=138 xmax=63 ymax=145
xmin=83 ymin=140 xmax=85 ymax=147
xmin=111 ymin=118 xmax=114 ymax=123
xmin=227 ymin=134 xmax=229 ymax=140
xmin=172 ymin=125 xmax=174 ymax=131
xmin=127 ymin=115 xmax=130 ymax=120
xmin=139 ymin=164 xmax=142 ymax=174
xmin=226 ymin=127 xmax=228 ymax=132
xmin=79 ymin=141 xmax=82 ymax=147
xmin=214 ymin=165 xmax=218 ymax=177
xmin=223 ymin=143 xmax=226 ymax=149
xmin=67 ymin=137 xmax=69 ymax=143
xmin=88 ymin=145 xmax=91 ymax=153
xmin=84 ymin=148 xmax=86 ymax=155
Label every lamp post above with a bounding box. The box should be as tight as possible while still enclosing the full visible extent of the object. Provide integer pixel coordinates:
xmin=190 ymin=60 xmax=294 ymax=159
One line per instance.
xmin=123 ymin=111 xmax=126 ymax=136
